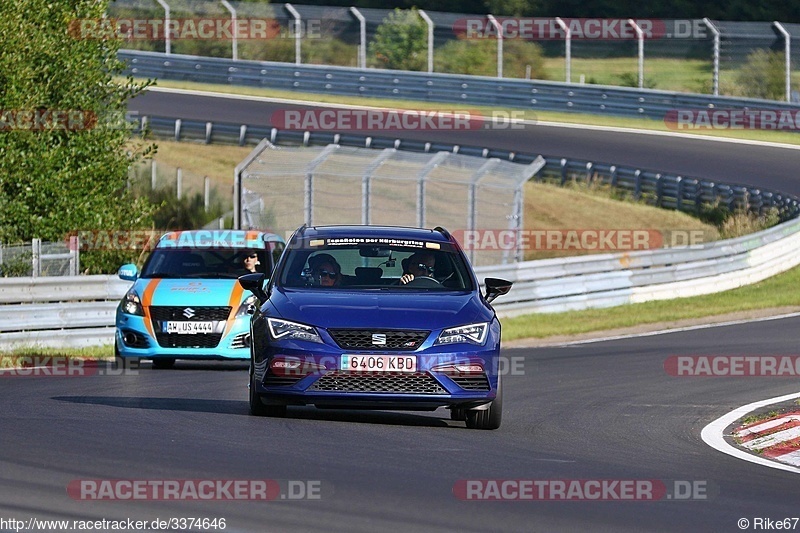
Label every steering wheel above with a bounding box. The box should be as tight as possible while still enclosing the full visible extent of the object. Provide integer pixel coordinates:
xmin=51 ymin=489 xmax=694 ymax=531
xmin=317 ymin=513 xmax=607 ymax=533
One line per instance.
xmin=403 ymin=276 xmax=441 ymax=288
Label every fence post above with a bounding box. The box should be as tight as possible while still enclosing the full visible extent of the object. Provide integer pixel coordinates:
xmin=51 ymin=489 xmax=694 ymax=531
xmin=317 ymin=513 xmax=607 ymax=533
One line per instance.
xmin=221 ymin=0 xmax=238 ymax=61
xmin=419 ymin=10 xmax=435 ymax=73
xmin=350 ymin=7 xmax=367 ymax=69
xmin=151 ymin=159 xmax=157 ymax=190
xmin=285 ymin=3 xmax=302 ymax=65
xmin=176 ymin=167 xmax=182 ymax=200
xmin=204 ymin=176 xmax=210 ymax=211
xmin=487 ymin=15 xmax=503 ymax=78
xmin=555 ymin=17 xmax=571 ymax=83
xmin=69 ymin=235 xmax=80 ymax=276
xmin=32 ymin=238 xmax=41 ymax=278
xmin=773 ymin=22 xmax=791 ymax=102
xmin=703 ymin=18 xmax=720 ymax=96
xmin=155 ymin=0 xmax=171 ymax=55
xmin=627 ymin=19 xmax=644 ymax=88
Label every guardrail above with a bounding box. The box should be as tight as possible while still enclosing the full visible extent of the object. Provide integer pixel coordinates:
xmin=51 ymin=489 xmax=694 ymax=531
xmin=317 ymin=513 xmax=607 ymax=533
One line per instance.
xmin=0 ymin=276 xmax=131 ymax=350
xmin=136 ymin=116 xmax=800 ymax=220
xmin=3 ymin=216 xmax=800 ymax=348
xmin=121 ymin=50 xmax=800 ymax=121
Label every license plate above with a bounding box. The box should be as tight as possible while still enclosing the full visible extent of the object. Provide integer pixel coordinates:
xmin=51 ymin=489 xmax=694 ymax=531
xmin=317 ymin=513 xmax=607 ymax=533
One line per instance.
xmin=341 ymin=355 xmax=417 ymax=372
xmin=165 ymin=321 xmax=214 ymax=334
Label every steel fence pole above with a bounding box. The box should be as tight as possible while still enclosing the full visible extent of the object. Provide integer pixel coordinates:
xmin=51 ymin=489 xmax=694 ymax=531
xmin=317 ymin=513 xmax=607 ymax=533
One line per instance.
xmin=703 ymin=18 xmax=720 ymax=96
xmin=627 ymin=19 xmax=644 ymax=89
xmin=349 ymin=7 xmax=367 ymax=69
xmin=487 ymin=15 xmax=503 ymax=78
xmin=555 ymin=17 xmax=571 ymax=83
xmin=285 ymin=3 xmax=302 ymax=65
xmin=774 ymin=22 xmax=791 ymax=102
xmin=221 ymin=0 xmax=238 ymax=61
xmin=419 ymin=10 xmax=435 ymax=73
xmin=155 ymin=0 xmax=171 ymax=55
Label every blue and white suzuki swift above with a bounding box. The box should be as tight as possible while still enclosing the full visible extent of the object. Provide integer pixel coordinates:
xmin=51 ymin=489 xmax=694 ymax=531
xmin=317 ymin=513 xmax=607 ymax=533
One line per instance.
xmin=240 ymin=225 xmax=513 ymax=429
xmin=115 ymin=230 xmax=285 ymax=368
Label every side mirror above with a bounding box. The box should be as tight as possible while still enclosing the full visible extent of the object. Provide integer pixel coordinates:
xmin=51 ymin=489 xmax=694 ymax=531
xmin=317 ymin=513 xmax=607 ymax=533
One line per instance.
xmin=484 ymin=277 xmax=513 ymax=304
xmin=118 ymin=263 xmax=139 ymax=281
xmin=238 ymin=272 xmax=268 ymax=303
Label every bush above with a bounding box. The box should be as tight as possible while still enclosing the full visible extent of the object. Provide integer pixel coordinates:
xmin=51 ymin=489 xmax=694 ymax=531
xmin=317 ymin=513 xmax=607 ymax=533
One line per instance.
xmin=435 ymin=38 xmax=548 ymax=79
xmin=368 ymin=8 xmax=427 ymax=71
xmin=734 ymin=49 xmax=786 ymax=100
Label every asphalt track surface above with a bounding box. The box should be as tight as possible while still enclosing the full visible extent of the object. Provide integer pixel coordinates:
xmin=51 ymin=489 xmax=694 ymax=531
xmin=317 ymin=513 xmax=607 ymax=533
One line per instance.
xmin=2 ymin=91 xmax=799 ymax=532
xmin=129 ymin=89 xmax=800 ymax=196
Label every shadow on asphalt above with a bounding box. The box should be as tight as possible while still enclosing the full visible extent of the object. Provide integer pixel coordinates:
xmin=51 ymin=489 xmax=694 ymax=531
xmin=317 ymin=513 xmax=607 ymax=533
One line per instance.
xmin=51 ymin=395 xmax=455 ymax=427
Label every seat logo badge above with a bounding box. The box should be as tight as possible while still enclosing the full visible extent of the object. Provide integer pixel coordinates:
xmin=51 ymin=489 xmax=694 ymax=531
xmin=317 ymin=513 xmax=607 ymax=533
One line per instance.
xmin=183 ymin=307 xmax=196 ymax=319
xmin=372 ymin=333 xmax=387 ymax=346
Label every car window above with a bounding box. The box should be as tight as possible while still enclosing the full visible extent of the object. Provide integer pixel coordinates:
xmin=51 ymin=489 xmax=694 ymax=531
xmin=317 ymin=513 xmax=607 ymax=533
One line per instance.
xmin=277 ymin=240 xmax=474 ymax=290
xmin=141 ymin=247 xmax=268 ymax=279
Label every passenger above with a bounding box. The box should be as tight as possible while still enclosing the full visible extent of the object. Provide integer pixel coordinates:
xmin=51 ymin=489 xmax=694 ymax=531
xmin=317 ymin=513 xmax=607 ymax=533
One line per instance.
xmin=242 ymin=251 xmax=260 ymax=273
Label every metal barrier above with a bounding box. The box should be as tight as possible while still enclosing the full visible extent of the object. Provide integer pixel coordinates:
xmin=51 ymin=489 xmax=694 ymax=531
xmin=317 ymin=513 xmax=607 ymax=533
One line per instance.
xmin=120 ymin=50 xmax=800 ymax=121
xmin=0 ymin=275 xmax=131 ymax=350
xmin=135 ymin=116 xmax=800 ymax=221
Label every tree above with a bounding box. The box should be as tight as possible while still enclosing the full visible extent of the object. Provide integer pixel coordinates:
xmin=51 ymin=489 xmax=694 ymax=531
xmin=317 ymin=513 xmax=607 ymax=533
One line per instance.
xmin=369 ymin=8 xmax=427 ymax=71
xmin=0 ymin=0 xmax=156 ymax=272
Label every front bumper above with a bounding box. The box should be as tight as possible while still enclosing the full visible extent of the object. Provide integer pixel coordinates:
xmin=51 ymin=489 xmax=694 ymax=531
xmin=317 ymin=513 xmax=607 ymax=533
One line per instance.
xmin=115 ymin=312 xmax=251 ymax=360
xmin=252 ymin=340 xmax=500 ymax=410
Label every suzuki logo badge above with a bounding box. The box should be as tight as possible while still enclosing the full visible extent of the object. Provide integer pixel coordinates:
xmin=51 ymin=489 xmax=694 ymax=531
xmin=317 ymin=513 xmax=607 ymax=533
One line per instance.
xmin=183 ymin=307 xmax=196 ymax=319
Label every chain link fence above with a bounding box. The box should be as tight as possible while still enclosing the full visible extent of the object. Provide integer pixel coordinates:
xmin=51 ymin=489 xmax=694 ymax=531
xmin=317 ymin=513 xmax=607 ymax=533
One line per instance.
xmin=0 ymin=239 xmax=80 ymax=277
xmin=236 ymin=142 xmax=543 ymax=266
xmin=107 ymin=1 xmax=800 ymax=99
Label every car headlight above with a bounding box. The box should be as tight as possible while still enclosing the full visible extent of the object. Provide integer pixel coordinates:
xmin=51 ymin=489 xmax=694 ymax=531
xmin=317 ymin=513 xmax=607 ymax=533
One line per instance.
xmin=235 ymin=294 xmax=257 ymax=317
xmin=121 ymin=288 xmax=144 ymax=316
xmin=267 ymin=318 xmax=322 ymax=344
xmin=435 ymin=322 xmax=489 ymax=346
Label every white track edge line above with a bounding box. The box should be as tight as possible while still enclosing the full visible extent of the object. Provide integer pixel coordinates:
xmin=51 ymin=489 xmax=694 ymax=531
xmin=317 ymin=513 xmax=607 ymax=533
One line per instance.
xmin=547 ymin=312 xmax=800 ymax=347
xmin=701 ymin=391 xmax=800 ymax=474
xmin=143 ymin=86 xmax=800 ymax=151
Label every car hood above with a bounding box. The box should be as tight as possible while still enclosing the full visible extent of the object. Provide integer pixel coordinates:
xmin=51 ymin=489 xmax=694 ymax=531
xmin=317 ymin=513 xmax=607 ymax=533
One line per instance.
xmin=134 ymin=278 xmax=246 ymax=307
xmin=267 ymin=288 xmax=491 ymax=330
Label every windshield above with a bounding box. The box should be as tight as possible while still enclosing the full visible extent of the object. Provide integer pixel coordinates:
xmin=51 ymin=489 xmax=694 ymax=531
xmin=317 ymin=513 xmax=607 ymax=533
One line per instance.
xmin=141 ymin=247 xmax=271 ymax=279
xmin=277 ymin=239 xmax=475 ymax=291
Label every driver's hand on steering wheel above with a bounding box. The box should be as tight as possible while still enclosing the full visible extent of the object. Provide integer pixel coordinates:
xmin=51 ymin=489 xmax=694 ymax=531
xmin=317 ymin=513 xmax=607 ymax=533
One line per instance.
xmin=400 ymin=273 xmax=415 ymax=285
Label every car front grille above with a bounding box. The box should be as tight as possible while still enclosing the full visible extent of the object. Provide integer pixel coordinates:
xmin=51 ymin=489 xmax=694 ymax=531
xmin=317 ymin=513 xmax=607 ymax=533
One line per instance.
xmin=154 ymin=333 xmax=223 ymax=348
xmin=450 ymin=374 xmax=491 ymax=391
xmin=327 ymin=329 xmax=430 ymax=351
xmin=310 ymin=371 xmax=447 ymax=394
xmin=149 ymin=306 xmax=232 ymax=321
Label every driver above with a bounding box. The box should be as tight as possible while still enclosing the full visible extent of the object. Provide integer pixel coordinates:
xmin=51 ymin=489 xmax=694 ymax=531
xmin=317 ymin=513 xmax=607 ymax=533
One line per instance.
xmin=400 ymin=252 xmax=435 ymax=285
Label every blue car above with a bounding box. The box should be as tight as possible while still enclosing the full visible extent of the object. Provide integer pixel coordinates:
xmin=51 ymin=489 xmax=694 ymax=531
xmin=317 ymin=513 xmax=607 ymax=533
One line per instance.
xmin=115 ymin=230 xmax=285 ymax=368
xmin=239 ymin=225 xmax=512 ymax=429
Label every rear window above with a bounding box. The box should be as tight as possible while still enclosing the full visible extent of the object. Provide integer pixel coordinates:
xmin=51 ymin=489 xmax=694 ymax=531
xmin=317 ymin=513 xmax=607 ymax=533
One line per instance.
xmin=277 ymin=238 xmax=474 ymax=291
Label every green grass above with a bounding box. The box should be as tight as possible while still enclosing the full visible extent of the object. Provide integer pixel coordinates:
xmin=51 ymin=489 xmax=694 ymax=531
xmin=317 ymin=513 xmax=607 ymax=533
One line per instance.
xmin=502 ymin=263 xmax=800 ymax=340
xmin=0 ymin=345 xmax=113 ymax=367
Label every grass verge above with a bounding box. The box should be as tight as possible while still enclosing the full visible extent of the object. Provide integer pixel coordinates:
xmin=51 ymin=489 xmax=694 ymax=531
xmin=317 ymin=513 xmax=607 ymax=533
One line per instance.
xmin=0 ymin=345 xmax=113 ymax=367
xmin=502 ymin=263 xmax=800 ymax=341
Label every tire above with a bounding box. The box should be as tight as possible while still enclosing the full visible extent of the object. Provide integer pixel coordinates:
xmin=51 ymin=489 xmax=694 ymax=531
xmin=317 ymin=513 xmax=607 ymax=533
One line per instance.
xmin=249 ymin=368 xmax=287 ymax=417
xmin=450 ymin=408 xmax=467 ymax=421
xmin=465 ymin=375 xmax=502 ymax=430
xmin=152 ymin=358 xmax=176 ymax=369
